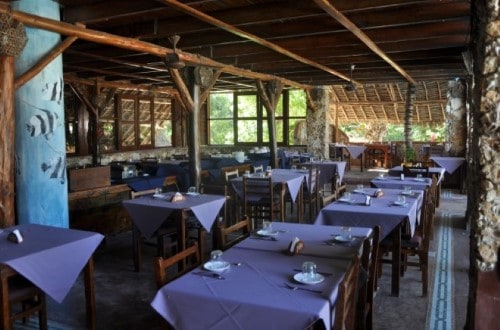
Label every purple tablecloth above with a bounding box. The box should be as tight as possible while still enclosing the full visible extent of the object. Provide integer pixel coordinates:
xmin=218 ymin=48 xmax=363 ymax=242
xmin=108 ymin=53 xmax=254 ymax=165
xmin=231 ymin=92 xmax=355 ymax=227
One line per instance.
xmin=235 ymin=222 xmax=371 ymax=259
xmin=123 ymin=194 xmax=226 ymax=238
xmin=370 ymin=176 xmax=432 ymax=191
xmin=314 ymin=188 xmax=423 ymax=239
xmin=388 ymin=166 xmax=446 ymax=183
xmin=0 ymin=224 xmax=103 ymax=303
xmin=232 ymin=169 xmax=307 ymax=203
xmin=303 ymin=161 xmax=347 ymax=187
xmin=430 ymin=156 xmax=465 ymax=174
xmin=151 ymin=222 xmax=370 ymax=329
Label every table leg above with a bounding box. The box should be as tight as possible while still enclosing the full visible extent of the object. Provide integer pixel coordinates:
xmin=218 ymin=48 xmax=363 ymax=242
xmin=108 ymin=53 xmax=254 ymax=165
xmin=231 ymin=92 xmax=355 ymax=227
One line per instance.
xmin=132 ymin=224 xmax=142 ymax=272
xmin=391 ymin=224 xmax=401 ymax=297
xmin=1 ymin=267 xmax=11 ymax=330
xmin=84 ymin=257 xmax=96 ymax=330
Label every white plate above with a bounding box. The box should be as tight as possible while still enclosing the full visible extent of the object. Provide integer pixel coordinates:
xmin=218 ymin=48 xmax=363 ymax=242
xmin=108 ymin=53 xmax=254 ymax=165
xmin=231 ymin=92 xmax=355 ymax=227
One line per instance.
xmin=185 ymin=192 xmax=200 ymax=196
xmin=393 ymin=201 xmax=408 ymax=206
xmin=413 ymin=178 xmax=426 ymax=182
xmin=352 ymin=189 xmax=365 ymax=194
xmin=332 ymin=235 xmax=355 ymax=243
xmin=293 ymin=272 xmax=325 ymax=285
xmin=401 ymin=191 xmax=414 ymax=196
xmin=256 ymin=229 xmax=279 ymax=236
xmin=337 ymin=198 xmax=352 ymax=203
xmin=203 ymin=261 xmax=230 ymax=273
xmin=376 ymin=176 xmax=387 ymax=180
xmin=152 ymin=193 xmax=168 ymax=199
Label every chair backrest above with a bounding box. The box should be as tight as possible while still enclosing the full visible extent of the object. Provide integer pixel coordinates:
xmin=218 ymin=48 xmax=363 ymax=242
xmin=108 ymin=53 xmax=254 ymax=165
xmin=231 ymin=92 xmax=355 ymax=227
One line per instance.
xmin=253 ymin=165 xmax=264 ymax=173
xmin=163 ymin=175 xmax=180 ymax=192
xmin=217 ymin=216 xmax=251 ymax=250
xmin=225 ymin=169 xmax=239 ymax=182
xmin=154 ymin=243 xmax=201 ymax=288
xmin=357 ymin=225 xmax=381 ymax=329
xmin=242 ymin=176 xmax=274 ymax=228
xmin=130 ymin=188 xmax=157 ymax=199
xmin=333 ymin=254 xmax=360 ymax=330
xmin=403 ymin=165 xmax=430 ymax=177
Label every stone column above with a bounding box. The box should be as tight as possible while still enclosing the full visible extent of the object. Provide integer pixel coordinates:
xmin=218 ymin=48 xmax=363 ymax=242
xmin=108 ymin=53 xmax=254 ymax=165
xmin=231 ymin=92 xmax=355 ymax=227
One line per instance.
xmin=306 ymin=87 xmax=329 ymax=159
xmin=445 ymin=79 xmax=467 ymax=156
xmin=13 ymin=0 xmax=68 ymax=227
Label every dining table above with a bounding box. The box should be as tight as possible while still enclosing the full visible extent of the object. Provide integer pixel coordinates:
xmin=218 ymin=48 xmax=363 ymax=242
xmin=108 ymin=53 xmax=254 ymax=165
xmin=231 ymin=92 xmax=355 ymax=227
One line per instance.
xmin=123 ymin=193 xmax=226 ymax=269
xmin=378 ymin=166 xmax=446 ymax=207
xmin=314 ymin=187 xmax=424 ymax=296
xmin=330 ymin=144 xmax=366 ymax=171
xmin=151 ymin=222 xmax=372 ymax=329
xmin=231 ymin=169 xmax=308 ymax=222
xmin=429 ymin=156 xmax=465 ymax=175
xmin=302 ymin=160 xmax=347 ymax=188
xmin=0 ymin=224 xmax=104 ymax=330
xmin=370 ymin=175 xmax=433 ymax=191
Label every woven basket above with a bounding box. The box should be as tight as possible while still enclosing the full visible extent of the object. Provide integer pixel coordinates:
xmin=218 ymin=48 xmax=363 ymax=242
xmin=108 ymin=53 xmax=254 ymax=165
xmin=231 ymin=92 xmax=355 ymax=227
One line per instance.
xmin=0 ymin=11 xmax=27 ymax=57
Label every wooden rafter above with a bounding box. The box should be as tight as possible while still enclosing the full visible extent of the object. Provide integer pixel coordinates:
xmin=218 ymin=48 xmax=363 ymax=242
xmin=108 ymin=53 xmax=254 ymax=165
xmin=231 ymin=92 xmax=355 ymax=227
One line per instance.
xmin=312 ymin=0 xmax=417 ymax=85
xmin=160 ymin=0 xmax=355 ymax=84
xmin=0 ymin=4 xmax=311 ymax=90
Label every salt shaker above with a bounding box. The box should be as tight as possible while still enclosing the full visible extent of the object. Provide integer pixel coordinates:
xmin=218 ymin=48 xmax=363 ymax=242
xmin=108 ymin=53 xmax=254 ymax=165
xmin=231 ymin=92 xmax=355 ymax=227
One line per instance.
xmin=400 ymin=173 xmax=405 ymax=180
xmin=365 ymin=195 xmax=372 ymax=206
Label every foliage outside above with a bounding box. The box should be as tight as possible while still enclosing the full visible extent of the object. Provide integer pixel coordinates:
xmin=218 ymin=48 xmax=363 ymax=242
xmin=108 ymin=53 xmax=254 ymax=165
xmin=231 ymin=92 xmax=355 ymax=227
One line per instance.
xmin=340 ymin=122 xmax=446 ymax=143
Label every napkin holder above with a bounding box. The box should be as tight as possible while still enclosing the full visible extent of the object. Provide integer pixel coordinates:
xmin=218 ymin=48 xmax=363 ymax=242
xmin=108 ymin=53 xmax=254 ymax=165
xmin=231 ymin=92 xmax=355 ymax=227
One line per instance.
xmin=287 ymin=237 xmax=304 ymax=256
xmin=7 ymin=229 xmax=23 ymax=244
xmin=373 ymin=189 xmax=384 ymax=198
xmin=170 ymin=192 xmax=186 ymax=202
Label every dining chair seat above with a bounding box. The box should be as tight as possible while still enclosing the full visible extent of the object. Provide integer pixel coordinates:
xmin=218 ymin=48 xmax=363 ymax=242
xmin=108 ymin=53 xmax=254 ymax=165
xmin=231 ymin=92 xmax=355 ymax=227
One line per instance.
xmin=1 ymin=267 xmax=47 ymax=330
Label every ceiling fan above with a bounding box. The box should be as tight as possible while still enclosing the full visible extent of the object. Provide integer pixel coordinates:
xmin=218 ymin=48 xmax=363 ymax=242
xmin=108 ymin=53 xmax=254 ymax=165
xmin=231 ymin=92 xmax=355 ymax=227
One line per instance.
xmin=163 ymin=34 xmax=185 ymax=69
xmin=344 ymin=64 xmax=356 ymax=92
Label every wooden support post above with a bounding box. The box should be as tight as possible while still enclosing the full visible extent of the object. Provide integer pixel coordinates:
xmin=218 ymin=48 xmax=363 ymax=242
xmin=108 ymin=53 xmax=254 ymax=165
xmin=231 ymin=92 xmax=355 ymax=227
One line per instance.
xmin=0 ymin=56 xmax=15 ymax=227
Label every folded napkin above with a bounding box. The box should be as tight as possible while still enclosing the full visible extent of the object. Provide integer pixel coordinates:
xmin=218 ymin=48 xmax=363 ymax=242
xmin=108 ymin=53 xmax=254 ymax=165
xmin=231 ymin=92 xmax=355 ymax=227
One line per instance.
xmin=170 ymin=192 xmax=186 ymax=202
xmin=288 ymin=237 xmax=304 ymax=256
xmin=373 ymin=189 xmax=384 ymax=198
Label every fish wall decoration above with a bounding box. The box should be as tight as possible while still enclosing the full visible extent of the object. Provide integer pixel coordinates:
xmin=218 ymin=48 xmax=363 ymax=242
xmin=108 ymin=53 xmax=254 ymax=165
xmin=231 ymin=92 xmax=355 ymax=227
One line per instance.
xmin=26 ymin=108 xmax=61 ymax=140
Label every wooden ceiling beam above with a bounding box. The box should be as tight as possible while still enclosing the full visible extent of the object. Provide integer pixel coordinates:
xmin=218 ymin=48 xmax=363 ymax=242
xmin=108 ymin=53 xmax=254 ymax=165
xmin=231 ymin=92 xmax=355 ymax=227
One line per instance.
xmin=158 ymin=0 xmax=355 ymax=84
xmin=0 ymin=3 xmax=310 ymax=90
xmin=313 ymin=0 xmax=417 ymax=84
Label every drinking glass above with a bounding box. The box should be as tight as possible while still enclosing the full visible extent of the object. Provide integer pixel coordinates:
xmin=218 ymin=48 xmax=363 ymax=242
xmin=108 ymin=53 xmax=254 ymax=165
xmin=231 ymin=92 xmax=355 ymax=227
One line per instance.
xmin=291 ymin=165 xmax=297 ymax=170
xmin=341 ymin=226 xmax=352 ymax=239
xmin=302 ymin=261 xmax=317 ymax=281
xmin=357 ymin=184 xmax=364 ymax=191
xmin=397 ymin=195 xmax=406 ymax=204
xmin=262 ymin=220 xmax=272 ymax=233
xmin=188 ymin=186 xmax=197 ymax=194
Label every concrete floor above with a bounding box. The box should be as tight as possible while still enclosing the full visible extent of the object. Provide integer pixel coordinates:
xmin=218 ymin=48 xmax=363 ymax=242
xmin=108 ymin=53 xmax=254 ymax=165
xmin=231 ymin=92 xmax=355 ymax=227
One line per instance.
xmin=14 ymin=166 xmax=469 ymax=330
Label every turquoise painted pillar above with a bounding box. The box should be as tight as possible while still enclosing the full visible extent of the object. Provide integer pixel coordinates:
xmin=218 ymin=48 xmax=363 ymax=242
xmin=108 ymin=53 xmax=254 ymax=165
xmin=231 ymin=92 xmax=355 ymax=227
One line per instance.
xmin=13 ymin=0 xmax=68 ymax=227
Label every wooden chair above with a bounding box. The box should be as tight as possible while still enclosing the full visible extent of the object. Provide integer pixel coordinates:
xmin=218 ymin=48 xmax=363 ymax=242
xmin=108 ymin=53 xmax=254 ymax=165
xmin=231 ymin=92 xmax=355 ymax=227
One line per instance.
xmin=402 ymin=165 xmax=430 ymax=177
xmin=153 ymin=242 xmax=201 ymax=289
xmin=303 ymin=166 xmax=320 ymax=221
xmin=216 ymin=216 xmax=251 ymax=250
xmin=253 ymin=165 xmax=264 ymax=173
xmin=320 ymin=172 xmax=346 ymax=208
xmin=163 ymin=175 xmax=180 ymax=192
xmin=333 ymin=255 xmax=360 ymax=330
xmin=378 ymin=188 xmax=433 ymax=296
xmin=1 ymin=266 xmax=47 ymax=330
xmin=224 ymin=169 xmax=239 ymax=181
xmin=356 ymin=226 xmax=380 ymax=330
xmin=242 ymin=176 xmax=282 ymax=230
